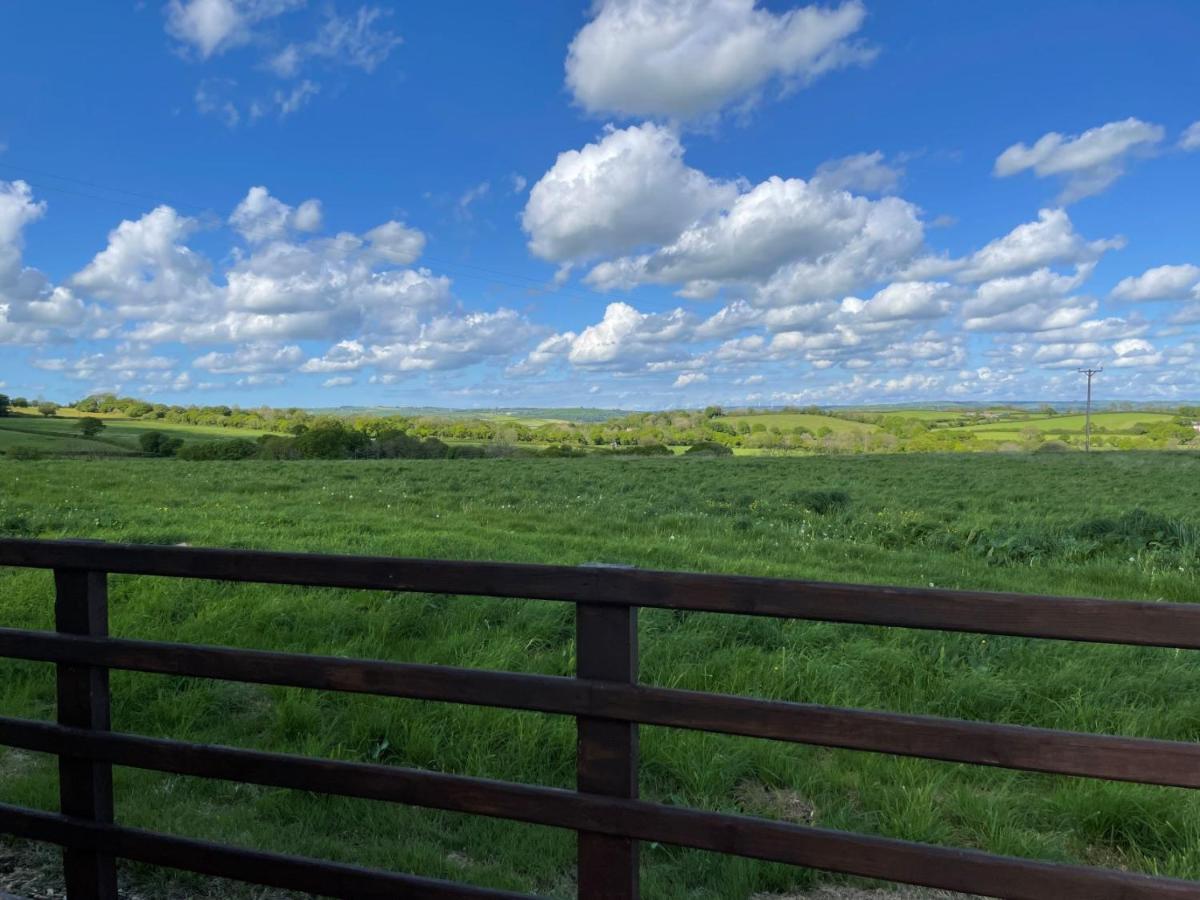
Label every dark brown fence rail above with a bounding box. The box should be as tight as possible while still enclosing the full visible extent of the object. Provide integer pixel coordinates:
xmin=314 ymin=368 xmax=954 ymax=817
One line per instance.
xmin=0 ymin=538 xmax=1198 ymax=900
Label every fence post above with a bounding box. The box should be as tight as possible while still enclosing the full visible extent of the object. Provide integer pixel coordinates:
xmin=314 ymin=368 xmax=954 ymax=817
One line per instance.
xmin=54 ymin=569 xmax=118 ymax=900
xmin=576 ymin=602 xmax=639 ymax=900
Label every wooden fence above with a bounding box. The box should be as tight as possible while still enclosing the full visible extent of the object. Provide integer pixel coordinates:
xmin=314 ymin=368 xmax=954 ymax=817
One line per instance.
xmin=0 ymin=538 xmax=1198 ymax=899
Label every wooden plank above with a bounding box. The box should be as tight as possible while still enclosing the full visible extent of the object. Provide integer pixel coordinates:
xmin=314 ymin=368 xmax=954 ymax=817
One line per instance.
xmin=3 ymin=538 xmax=1200 ymax=647
xmin=53 ymin=569 xmax=117 ymax=900
xmin=4 ymin=628 xmax=1200 ymax=788
xmin=0 ymin=727 xmax=1196 ymax=899
xmin=0 ymin=802 xmax=536 ymax=899
xmin=575 ymin=604 xmax=638 ymax=899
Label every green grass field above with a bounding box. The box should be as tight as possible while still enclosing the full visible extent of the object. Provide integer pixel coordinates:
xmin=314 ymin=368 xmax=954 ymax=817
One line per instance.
xmin=0 ymin=411 xmax=269 ymax=457
xmin=2 ymin=453 xmax=1200 ymax=896
xmin=951 ymin=411 xmax=1179 ymax=435
xmin=715 ymin=412 xmax=878 ymax=433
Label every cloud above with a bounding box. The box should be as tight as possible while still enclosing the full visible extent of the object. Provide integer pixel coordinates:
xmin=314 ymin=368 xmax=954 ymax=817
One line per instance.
xmin=1110 ymin=264 xmax=1200 ymax=302
xmin=960 ymin=265 xmax=1092 ymax=335
xmin=526 ymin=125 xmax=926 ymax=310
xmin=1179 ymin=121 xmax=1200 ymax=152
xmin=165 ymin=0 xmax=302 ymax=59
xmin=811 ymin=151 xmax=902 ymax=194
xmin=71 ymin=205 xmax=221 ymax=324
xmin=586 ymin=173 xmax=924 ymax=306
xmin=567 ymin=301 xmax=695 ymax=368
xmin=322 ymin=375 xmax=354 ymax=387
xmin=522 ymin=122 xmax=738 ymax=262
xmin=994 ymin=117 xmax=1164 ymax=202
xmin=229 ymin=186 xmax=323 ymax=242
xmin=840 ymin=280 xmax=953 ymax=323
xmin=1111 ymin=337 xmax=1162 ymax=368
xmin=301 ymin=309 xmax=539 ymax=374
xmin=193 ymin=342 xmax=304 ymax=373
xmin=0 ymin=181 xmax=94 ymax=345
xmin=952 ymin=209 xmax=1122 ymax=283
xmin=565 ymin=0 xmax=873 ymax=121
xmin=32 ymin=349 xmax=188 ymax=394
xmin=275 ymin=79 xmax=320 ymax=117
xmin=673 ymin=371 xmax=708 ymax=388
xmin=457 ymin=181 xmax=490 ymax=219
xmin=512 ymin=301 xmax=698 ymax=374
xmin=267 ymin=6 xmax=401 ymax=77
xmin=365 ymin=220 xmax=426 ymax=265
xmin=68 ymin=189 xmax=452 ymax=352
xmin=507 ymin=331 xmax=578 ymax=376
xmin=194 ymin=78 xmax=243 ymax=127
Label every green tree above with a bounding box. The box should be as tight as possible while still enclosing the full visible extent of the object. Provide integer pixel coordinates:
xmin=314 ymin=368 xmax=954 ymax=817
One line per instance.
xmin=0 ymin=394 xmax=9 ymax=416
xmin=10 ymin=397 xmax=29 ymax=408
xmin=139 ymin=431 xmax=184 ymax=457
xmin=37 ymin=402 xmax=59 ymax=417
xmin=77 ymin=417 xmax=106 ymax=438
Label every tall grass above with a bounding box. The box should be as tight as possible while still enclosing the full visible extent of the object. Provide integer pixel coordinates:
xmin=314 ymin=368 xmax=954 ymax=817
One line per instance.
xmin=1 ymin=452 xmax=1199 ymax=896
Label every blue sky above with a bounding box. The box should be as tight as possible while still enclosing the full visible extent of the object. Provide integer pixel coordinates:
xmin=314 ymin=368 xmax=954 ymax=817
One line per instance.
xmin=1 ymin=0 xmax=1198 ymax=409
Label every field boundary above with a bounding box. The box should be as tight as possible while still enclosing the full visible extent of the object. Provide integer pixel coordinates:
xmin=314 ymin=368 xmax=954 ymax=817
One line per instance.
xmin=0 ymin=538 xmax=1198 ymax=899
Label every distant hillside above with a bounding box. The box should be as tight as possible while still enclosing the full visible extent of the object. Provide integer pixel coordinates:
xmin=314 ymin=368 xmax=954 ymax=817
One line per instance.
xmin=306 ymin=406 xmax=631 ymax=423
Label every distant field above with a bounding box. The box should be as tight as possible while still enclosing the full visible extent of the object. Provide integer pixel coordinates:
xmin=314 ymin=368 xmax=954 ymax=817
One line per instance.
xmin=0 ymin=409 xmax=271 ymax=456
xmin=0 ymin=426 xmax=131 ymax=455
xmin=715 ymin=412 xmax=878 ymax=433
xmin=951 ymin=411 xmax=1178 ymax=435
xmin=484 ymin=414 xmax=572 ymax=427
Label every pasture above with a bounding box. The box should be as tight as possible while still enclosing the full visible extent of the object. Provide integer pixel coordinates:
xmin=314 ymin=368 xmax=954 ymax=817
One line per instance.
xmin=950 ymin=411 xmax=1179 ymax=435
xmin=2 ymin=453 xmax=1200 ymax=897
xmin=714 ymin=412 xmax=878 ymax=433
xmin=0 ymin=409 xmax=269 ymax=457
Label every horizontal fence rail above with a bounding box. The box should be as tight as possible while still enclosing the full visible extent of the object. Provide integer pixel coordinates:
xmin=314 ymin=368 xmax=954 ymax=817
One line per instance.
xmin=0 ymin=538 xmax=1198 ymax=899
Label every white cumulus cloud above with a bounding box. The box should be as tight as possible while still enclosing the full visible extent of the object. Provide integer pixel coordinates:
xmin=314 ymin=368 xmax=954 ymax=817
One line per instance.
xmin=1110 ymin=264 xmax=1200 ymax=302
xmin=994 ymin=117 xmax=1164 ymax=203
xmin=229 ymin=186 xmax=323 ymax=242
xmin=522 ymin=122 xmax=737 ymax=262
xmin=565 ymin=0 xmax=873 ymax=121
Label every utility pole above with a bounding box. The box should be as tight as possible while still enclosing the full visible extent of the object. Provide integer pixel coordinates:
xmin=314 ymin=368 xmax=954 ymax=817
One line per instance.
xmin=1078 ymin=367 xmax=1102 ymax=452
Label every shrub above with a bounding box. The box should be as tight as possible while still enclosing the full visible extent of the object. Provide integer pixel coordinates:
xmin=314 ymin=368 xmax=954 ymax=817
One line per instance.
xmin=684 ymin=441 xmax=733 ymax=457
xmin=291 ymin=424 xmax=370 ymax=460
xmin=139 ymin=431 xmax=184 ymax=457
xmin=611 ymin=443 xmax=672 ymax=456
xmin=1034 ymin=440 xmax=1071 ymax=453
xmin=37 ymin=402 xmax=59 ymax=417
xmin=6 ymin=446 xmax=44 ymax=460
xmin=446 ymin=442 xmax=489 ymax=459
xmin=359 ymin=431 xmax=451 ymax=459
xmin=77 ymin=417 xmax=106 ymax=438
xmin=177 ymin=439 xmax=258 ymax=460
xmin=541 ymin=444 xmax=587 ymax=458
xmin=257 ymin=434 xmax=299 ymax=459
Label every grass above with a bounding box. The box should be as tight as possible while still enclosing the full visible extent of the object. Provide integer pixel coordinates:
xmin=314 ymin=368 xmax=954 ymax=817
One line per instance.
xmin=714 ymin=413 xmax=878 ymax=433
xmin=2 ymin=453 xmax=1200 ymax=896
xmin=951 ymin=411 xmax=1178 ymax=435
xmin=0 ymin=411 xmax=269 ymax=457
